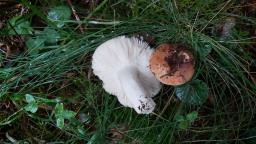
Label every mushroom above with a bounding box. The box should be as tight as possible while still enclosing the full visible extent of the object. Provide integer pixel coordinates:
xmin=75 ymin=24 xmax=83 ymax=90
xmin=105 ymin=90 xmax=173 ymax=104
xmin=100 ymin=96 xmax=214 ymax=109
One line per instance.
xmin=149 ymin=43 xmax=195 ymax=86
xmin=92 ymin=36 xmax=162 ymax=114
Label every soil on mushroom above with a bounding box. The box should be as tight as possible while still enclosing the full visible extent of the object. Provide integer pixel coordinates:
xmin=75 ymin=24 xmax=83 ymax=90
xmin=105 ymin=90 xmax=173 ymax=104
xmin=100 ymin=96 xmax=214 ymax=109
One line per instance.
xmin=163 ymin=44 xmax=195 ymax=78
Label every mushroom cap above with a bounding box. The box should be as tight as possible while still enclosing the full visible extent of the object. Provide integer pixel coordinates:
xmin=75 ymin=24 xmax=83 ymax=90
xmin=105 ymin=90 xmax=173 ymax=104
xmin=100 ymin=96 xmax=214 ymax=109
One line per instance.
xmin=149 ymin=43 xmax=195 ymax=86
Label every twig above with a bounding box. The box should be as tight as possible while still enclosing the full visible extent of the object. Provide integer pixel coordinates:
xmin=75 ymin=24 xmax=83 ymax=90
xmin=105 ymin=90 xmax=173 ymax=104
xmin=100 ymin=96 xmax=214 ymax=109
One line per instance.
xmin=200 ymin=0 xmax=232 ymax=32
xmin=38 ymin=104 xmax=53 ymax=110
xmin=152 ymin=112 xmax=169 ymax=122
xmin=159 ymin=91 xmax=175 ymax=116
xmin=67 ymin=0 xmax=84 ymax=33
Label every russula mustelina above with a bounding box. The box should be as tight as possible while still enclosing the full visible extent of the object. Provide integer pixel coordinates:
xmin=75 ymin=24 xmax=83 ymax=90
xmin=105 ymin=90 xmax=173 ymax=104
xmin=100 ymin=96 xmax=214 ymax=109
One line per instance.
xmin=92 ymin=36 xmax=162 ymax=114
xmin=149 ymin=43 xmax=195 ymax=86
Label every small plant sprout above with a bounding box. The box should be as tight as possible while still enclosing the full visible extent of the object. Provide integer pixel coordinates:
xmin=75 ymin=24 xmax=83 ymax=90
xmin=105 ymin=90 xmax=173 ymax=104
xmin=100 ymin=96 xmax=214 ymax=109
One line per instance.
xmin=175 ymin=111 xmax=198 ymax=129
xmin=54 ymin=103 xmax=76 ymax=129
xmin=92 ymin=36 xmax=162 ymax=114
xmin=149 ymin=44 xmax=195 ymax=86
xmin=24 ymin=94 xmax=38 ymax=113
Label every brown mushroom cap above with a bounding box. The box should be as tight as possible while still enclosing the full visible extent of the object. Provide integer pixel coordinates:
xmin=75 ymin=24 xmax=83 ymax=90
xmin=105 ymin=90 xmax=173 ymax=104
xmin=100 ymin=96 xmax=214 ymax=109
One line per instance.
xmin=149 ymin=43 xmax=195 ymax=86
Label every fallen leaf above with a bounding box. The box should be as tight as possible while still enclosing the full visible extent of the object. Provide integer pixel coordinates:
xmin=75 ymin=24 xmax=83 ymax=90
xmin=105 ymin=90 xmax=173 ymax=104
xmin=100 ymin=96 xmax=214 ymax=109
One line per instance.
xmin=107 ymin=124 xmax=128 ymax=143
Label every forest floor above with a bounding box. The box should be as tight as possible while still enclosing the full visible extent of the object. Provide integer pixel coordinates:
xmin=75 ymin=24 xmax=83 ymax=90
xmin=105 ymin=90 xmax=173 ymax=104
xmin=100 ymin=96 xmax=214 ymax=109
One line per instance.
xmin=0 ymin=0 xmax=256 ymax=143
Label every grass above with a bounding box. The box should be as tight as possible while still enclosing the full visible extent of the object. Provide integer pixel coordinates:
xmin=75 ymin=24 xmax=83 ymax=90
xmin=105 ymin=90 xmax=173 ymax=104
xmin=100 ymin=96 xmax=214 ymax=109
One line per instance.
xmin=0 ymin=0 xmax=256 ymax=143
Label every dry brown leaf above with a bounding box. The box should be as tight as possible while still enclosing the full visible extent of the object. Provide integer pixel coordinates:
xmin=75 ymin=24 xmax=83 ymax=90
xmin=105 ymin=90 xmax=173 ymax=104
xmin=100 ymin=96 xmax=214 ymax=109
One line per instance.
xmin=107 ymin=124 xmax=129 ymax=143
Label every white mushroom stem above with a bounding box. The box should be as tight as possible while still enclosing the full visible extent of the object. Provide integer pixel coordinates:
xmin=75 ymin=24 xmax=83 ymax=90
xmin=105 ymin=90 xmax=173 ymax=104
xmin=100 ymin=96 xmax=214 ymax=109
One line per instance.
xmin=117 ymin=66 xmax=155 ymax=114
xmin=92 ymin=36 xmax=161 ymax=114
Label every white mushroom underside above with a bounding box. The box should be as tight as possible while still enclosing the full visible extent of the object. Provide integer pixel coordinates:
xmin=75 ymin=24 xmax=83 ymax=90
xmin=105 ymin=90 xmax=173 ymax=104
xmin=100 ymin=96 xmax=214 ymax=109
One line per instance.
xmin=92 ymin=36 xmax=161 ymax=114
